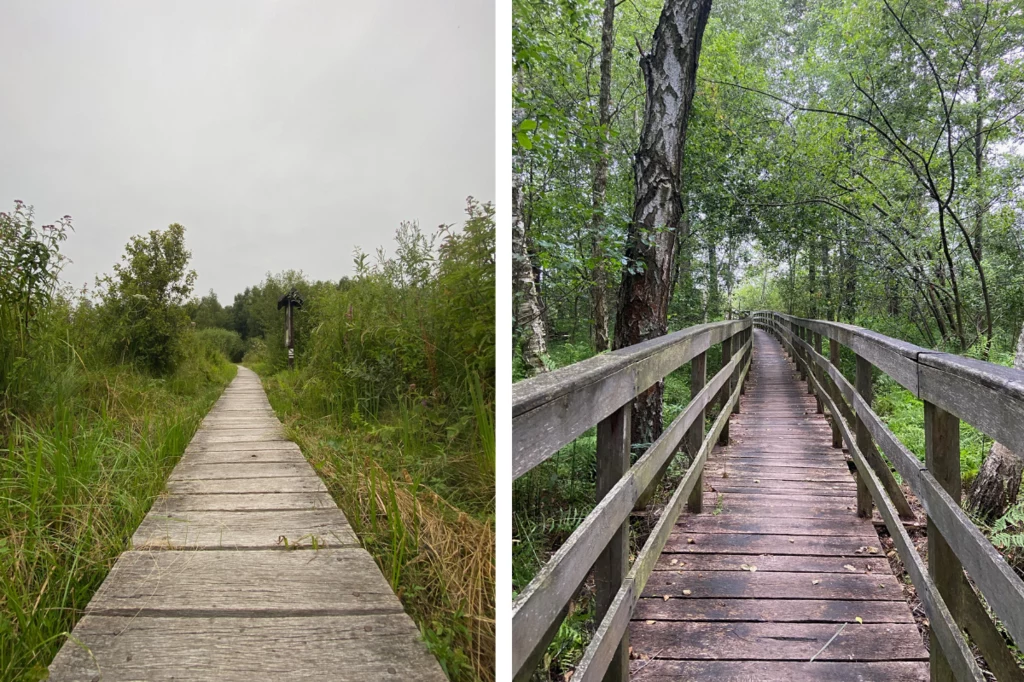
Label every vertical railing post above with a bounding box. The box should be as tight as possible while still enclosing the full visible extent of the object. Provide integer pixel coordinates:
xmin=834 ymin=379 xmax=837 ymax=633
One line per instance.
xmin=925 ymin=401 xmax=962 ymax=682
xmin=718 ymin=335 xmax=734 ymax=446
xmin=686 ymin=351 xmax=707 ymax=513
xmin=739 ymin=325 xmax=748 ymax=396
xmin=853 ymin=355 xmax=874 ymax=518
xmin=812 ymin=331 xmax=824 ymax=413
xmin=595 ymin=404 xmax=631 ymax=682
xmin=802 ymin=327 xmax=814 ymax=395
xmin=732 ymin=329 xmax=742 ymax=414
xmin=828 ymin=338 xmax=843 ymax=448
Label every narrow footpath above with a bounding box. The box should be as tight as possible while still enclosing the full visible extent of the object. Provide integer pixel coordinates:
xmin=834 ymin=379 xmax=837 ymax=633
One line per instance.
xmin=49 ymin=366 xmax=446 ymax=681
xmin=629 ymin=330 xmax=928 ymax=681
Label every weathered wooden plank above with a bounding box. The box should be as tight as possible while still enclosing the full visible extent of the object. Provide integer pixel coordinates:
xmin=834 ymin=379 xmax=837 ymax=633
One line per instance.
xmin=169 ymin=462 xmax=315 ymax=480
xmin=643 ymin=570 xmax=904 ymax=599
xmin=631 ymin=621 xmax=928 ymax=661
xmin=653 ymin=552 xmax=889 ymax=573
xmin=48 ymin=614 xmax=447 ymax=681
xmin=634 ymin=597 xmax=915 ymax=623
xmin=675 ymin=515 xmax=874 ymax=536
xmin=86 ymin=549 xmax=398 ymax=616
xmin=167 ymin=476 xmax=326 ymax=495
xmin=512 ymin=319 xmax=749 ymax=478
xmin=133 ymin=509 xmax=358 ymax=550
xmin=662 ymin=531 xmax=880 ymax=556
xmin=151 ymin=492 xmax=336 ymax=512
xmin=630 ymin=660 xmax=928 ymax=681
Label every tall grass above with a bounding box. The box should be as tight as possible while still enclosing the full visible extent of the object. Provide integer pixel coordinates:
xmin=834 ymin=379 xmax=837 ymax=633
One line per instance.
xmin=242 ymin=200 xmax=495 ymax=681
xmin=0 ymin=205 xmax=237 ymax=680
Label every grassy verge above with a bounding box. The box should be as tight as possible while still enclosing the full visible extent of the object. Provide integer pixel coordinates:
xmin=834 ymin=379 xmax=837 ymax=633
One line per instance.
xmin=257 ymin=368 xmax=495 ymax=682
xmin=0 ymin=348 xmax=235 ymax=681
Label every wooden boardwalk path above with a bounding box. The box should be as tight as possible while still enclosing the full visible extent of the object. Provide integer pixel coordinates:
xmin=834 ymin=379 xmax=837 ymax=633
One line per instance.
xmin=48 ymin=366 xmax=446 ymax=681
xmin=629 ymin=329 xmax=928 ymax=681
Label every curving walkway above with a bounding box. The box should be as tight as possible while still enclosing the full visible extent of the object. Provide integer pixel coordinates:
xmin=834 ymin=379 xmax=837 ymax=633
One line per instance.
xmin=49 ymin=366 xmax=446 ymax=681
xmin=629 ymin=330 xmax=928 ymax=681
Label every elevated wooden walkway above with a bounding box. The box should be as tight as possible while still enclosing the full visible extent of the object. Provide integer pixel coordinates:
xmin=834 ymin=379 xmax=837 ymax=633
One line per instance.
xmin=48 ymin=366 xmax=446 ymax=681
xmin=629 ymin=329 xmax=927 ymax=680
xmin=514 ymin=313 xmax=1024 ymax=682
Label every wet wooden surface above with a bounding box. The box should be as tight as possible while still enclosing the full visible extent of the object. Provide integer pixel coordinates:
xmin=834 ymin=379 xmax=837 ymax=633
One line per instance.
xmin=630 ymin=330 xmax=928 ymax=681
xmin=49 ymin=366 xmax=445 ymax=681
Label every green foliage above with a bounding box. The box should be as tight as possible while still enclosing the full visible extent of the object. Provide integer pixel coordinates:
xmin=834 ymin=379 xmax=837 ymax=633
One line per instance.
xmin=97 ymin=224 xmax=198 ymax=374
xmin=242 ymin=200 xmax=496 ymax=681
xmin=0 ymin=205 xmax=235 ymax=680
xmin=195 ymin=327 xmax=246 ymax=363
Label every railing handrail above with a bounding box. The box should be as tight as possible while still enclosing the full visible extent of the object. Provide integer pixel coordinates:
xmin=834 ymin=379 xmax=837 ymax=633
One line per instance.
xmin=512 ymin=319 xmax=753 ymax=681
xmin=752 ymin=310 xmax=1024 ymax=682
xmin=512 ymin=318 xmax=750 ymax=479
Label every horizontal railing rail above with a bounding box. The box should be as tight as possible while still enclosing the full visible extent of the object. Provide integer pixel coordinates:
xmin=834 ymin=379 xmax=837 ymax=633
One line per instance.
xmin=511 ymin=318 xmax=753 ymax=682
xmin=753 ymin=310 xmax=1024 ymax=682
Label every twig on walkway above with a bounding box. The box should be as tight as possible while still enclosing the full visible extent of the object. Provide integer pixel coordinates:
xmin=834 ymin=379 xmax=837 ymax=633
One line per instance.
xmin=809 ymin=622 xmax=847 ymax=662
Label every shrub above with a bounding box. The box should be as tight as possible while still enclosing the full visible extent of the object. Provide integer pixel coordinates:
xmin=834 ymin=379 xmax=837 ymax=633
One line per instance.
xmin=196 ymin=327 xmax=245 ymax=363
xmin=97 ymin=224 xmax=196 ymax=374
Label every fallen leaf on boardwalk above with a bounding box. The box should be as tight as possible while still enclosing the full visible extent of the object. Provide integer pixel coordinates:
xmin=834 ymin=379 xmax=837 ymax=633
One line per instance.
xmin=670 ymin=558 xmax=678 ymax=565
xmin=754 ymin=479 xmax=760 ymax=483
xmin=646 ymin=620 xmax=656 ymax=625
xmin=740 ymin=563 xmax=751 ymax=571
xmin=663 ymin=595 xmax=670 ymax=601
xmin=855 ymin=617 xmax=863 ymax=624
xmin=789 ymin=539 xmax=795 ymax=543
xmin=687 ymin=538 xmax=695 ymax=544
xmin=878 ymin=584 xmax=885 ymax=589
xmin=812 ymin=579 xmax=821 ymax=585
xmin=844 ymin=564 xmax=857 ymax=572
xmin=867 ymin=546 xmax=878 ymax=554
xmin=682 ymin=589 xmax=692 ymax=596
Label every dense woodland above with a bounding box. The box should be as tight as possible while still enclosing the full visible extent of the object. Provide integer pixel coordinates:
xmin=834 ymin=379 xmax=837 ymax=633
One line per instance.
xmin=1 ymin=199 xmax=495 ymax=682
xmin=513 ymin=0 xmax=1024 ymax=676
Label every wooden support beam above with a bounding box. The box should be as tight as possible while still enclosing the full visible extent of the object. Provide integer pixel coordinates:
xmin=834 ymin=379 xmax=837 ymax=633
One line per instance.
xmin=594 ymin=405 xmax=631 ymax=682
xmin=687 ymin=351 xmax=707 ymax=514
xmin=854 ymin=355 xmax=874 ymax=519
xmin=829 ymin=339 xmax=843 ymax=448
xmin=718 ymin=336 xmax=734 ymax=446
xmin=925 ymin=401 xmax=962 ymax=682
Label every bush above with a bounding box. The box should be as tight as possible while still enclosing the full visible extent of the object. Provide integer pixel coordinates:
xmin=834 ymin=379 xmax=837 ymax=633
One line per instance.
xmin=97 ymin=224 xmax=196 ymax=374
xmin=196 ymin=327 xmax=245 ymax=363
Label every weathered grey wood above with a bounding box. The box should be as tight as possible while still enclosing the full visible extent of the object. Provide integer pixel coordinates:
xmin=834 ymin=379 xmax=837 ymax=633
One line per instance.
xmin=573 ymin=356 xmax=751 ymax=682
xmin=719 ymin=335 xmax=734 ymax=445
xmin=512 ymin=319 xmax=750 ymax=478
xmin=829 ymin=337 xmax=843 ymax=447
xmin=783 ymin=323 xmax=916 ymax=521
xmin=47 ymin=614 xmax=447 ymax=681
xmin=925 ymin=401 xmax=963 ymax=682
xmin=595 ymin=404 xmax=630 ymax=682
xmin=151 ymin=491 xmax=336 ymax=512
xmin=919 ymin=352 xmax=1024 ymax=463
xmin=85 ymin=549 xmax=398 ymax=615
xmin=630 ymin=660 xmax=928 ymax=681
xmin=49 ymin=365 xmax=444 ymax=681
xmin=510 ymin=341 xmax=751 ymax=679
xmin=687 ymin=350 xmax=707 ymax=513
xmin=133 ymin=509 xmax=358 ymax=549
xmin=167 ymin=475 xmax=326 ymax=495
xmin=804 ymin=359 xmax=982 ymax=682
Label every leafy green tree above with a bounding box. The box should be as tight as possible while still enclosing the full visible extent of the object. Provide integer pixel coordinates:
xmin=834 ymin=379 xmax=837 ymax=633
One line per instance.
xmin=99 ymin=223 xmax=197 ymax=373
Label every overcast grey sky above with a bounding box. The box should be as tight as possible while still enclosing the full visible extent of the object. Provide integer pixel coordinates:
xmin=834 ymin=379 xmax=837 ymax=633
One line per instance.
xmin=0 ymin=1 xmax=494 ymax=300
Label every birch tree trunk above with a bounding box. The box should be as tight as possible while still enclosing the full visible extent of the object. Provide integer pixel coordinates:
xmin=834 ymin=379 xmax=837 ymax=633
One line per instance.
xmin=513 ymin=177 xmax=548 ymax=375
xmin=613 ymin=0 xmax=713 ymax=446
xmin=968 ymin=323 xmax=1024 ymax=519
xmin=589 ymin=0 xmax=616 ymax=353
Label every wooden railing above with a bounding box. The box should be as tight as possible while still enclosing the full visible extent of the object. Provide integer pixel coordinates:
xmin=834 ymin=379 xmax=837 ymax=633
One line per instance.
xmin=511 ymin=319 xmax=753 ymax=682
xmin=753 ymin=311 xmax=1024 ymax=682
